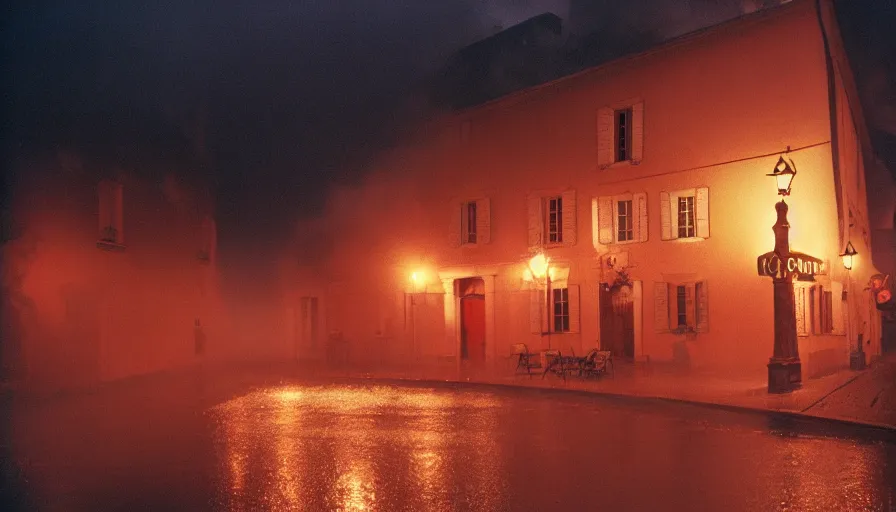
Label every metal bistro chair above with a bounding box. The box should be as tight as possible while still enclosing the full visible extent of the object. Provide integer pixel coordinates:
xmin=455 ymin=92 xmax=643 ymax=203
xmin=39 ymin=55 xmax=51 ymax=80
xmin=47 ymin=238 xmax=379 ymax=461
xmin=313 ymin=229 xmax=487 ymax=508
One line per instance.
xmin=510 ymin=343 xmax=541 ymax=376
xmin=580 ymin=350 xmax=614 ymax=379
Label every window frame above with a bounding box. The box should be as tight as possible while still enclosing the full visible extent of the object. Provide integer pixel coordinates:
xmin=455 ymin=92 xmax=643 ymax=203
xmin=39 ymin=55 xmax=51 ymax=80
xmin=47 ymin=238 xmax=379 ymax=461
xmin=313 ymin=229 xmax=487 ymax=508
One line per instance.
xmin=462 ymin=200 xmax=478 ymax=245
xmin=547 ymin=195 xmax=563 ymax=244
xmin=552 ymin=287 xmax=570 ymax=333
xmin=676 ymin=195 xmax=696 ymax=239
xmin=615 ymin=107 xmax=633 ymax=163
xmin=616 ymin=199 xmax=634 ymax=242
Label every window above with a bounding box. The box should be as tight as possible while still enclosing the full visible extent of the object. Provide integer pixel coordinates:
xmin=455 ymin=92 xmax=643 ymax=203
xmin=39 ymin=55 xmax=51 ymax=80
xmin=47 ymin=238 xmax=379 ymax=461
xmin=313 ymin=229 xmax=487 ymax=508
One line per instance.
xmin=530 ymin=284 xmax=580 ymax=334
xmin=676 ymin=285 xmax=687 ymax=327
xmin=463 ymin=201 xmax=477 ymax=244
xmin=199 ymin=216 xmax=217 ymax=263
xmin=597 ymin=101 xmax=644 ymax=168
xmin=654 ymin=281 xmax=708 ymax=333
xmin=553 ymin=288 xmax=570 ymax=333
xmin=594 ymin=193 xmax=647 ymax=245
xmin=617 ymin=199 xmax=633 ymax=242
xmin=451 ymin=198 xmax=490 ymax=246
xmin=529 ymin=191 xmax=577 ymax=248
xmin=661 ymin=187 xmax=709 ymax=240
xmin=299 ymin=297 xmax=319 ymax=348
xmin=818 ymin=286 xmax=834 ymax=334
xmin=616 ymin=108 xmax=632 ymax=162
xmin=677 ymin=196 xmax=696 ymax=238
xmin=97 ymin=180 xmax=124 ymax=248
xmin=548 ymin=196 xmax=563 ymax=244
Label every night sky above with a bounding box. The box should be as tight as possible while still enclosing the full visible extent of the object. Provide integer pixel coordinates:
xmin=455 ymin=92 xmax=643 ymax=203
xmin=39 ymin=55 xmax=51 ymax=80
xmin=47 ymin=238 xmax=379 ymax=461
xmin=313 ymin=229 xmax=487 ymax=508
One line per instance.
xmin=3 ymin=0 xmax=895 ymax=256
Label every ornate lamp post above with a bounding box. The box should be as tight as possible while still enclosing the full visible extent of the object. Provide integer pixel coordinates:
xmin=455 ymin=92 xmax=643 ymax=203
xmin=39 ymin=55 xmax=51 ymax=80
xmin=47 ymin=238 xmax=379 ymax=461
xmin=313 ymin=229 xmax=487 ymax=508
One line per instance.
xmin=526 ymin=253 xmax=553 ymax=348
xmin=765 ymin=156 xmax=802 ymax=393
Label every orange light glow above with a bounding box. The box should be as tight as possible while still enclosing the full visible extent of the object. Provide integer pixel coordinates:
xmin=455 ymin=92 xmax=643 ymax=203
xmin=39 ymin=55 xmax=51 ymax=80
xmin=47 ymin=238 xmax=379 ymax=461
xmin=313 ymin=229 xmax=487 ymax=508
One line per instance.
xmin=527 ymin=253 xmax=550 ymax=280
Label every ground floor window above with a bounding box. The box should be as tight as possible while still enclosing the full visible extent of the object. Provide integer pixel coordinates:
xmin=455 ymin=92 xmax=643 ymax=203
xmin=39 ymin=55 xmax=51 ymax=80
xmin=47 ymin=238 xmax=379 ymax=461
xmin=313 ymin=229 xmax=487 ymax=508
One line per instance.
xmin=553 ymin=288 xmax=570 ymax=333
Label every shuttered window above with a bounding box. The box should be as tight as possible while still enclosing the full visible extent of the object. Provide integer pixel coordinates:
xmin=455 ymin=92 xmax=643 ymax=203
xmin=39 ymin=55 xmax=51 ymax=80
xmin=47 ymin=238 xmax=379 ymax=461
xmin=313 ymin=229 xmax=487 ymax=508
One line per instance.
xmin=450 ymin=198 xmax=490 ymax=247
xmin=598 ymin=101 xmax=644 ymax=168
xmin=529 ymin=190 xmax=577 ymax=249
xmin=661 ymin=187 xmax=709 ymax=241
xmin=593 ymin=192 xmax=647 ymax=247
xmin=654 ymin=281 xmax=708 ymax=333
xmin=530 ymin=285 xmax=580 ymax=334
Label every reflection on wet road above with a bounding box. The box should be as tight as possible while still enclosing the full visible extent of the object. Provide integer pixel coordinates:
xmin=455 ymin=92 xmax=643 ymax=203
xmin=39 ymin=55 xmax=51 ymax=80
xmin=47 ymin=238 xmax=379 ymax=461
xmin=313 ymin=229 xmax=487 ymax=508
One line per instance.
xmin=6 ymin=381 xmax=896 ymax=511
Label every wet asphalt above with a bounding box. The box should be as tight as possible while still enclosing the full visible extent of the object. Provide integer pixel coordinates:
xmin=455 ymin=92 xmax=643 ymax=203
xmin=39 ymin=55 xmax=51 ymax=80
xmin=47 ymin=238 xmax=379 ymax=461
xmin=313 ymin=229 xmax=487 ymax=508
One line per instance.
xmin=3 ymin=373 xmax=895 ymax=511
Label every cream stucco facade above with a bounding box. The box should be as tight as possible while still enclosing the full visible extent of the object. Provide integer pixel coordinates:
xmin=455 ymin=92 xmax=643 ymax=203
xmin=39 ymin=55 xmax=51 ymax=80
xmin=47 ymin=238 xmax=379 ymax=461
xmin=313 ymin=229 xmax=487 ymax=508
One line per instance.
xmin=289 ymin=0 xmax=884 ymax=381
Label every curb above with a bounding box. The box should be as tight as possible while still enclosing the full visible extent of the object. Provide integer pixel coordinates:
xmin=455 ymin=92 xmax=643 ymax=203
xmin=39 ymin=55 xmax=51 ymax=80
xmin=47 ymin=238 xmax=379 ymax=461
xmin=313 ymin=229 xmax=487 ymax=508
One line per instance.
xmin=345 ymin=372 xmax=896 ymax=435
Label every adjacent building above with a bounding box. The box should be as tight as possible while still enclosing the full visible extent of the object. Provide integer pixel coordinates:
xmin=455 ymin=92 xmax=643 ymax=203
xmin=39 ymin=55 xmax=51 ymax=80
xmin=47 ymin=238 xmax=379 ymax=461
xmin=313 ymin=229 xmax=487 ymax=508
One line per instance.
xmin=290 ymin=0 xmax=889 ymax=380
xmin=2 ymin=147 xmax=226 ymax=392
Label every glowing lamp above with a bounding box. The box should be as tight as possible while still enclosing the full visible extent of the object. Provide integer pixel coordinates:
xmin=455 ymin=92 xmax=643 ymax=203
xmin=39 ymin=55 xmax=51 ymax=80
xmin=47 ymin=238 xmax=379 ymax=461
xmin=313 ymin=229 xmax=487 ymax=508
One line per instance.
xmin=409 ymin=270 xmax=427 ymax=293
xmin=527 ymin=253 xmax=550 ymax=280
xmin=767 ymin=156 xmax=797 ymax=197
xmin=839 ymin=241 xmax=857 ymax=270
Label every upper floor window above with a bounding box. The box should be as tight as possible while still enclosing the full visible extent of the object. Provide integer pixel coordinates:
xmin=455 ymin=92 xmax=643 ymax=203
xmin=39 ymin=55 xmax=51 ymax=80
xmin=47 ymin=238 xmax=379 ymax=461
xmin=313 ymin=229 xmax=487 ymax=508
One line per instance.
xmin=449 ymin=198 xmax=490 ymax=247
xmin=616 ymin=108 xmax=633 ymax=162
xmin=661 ymin=187 xmax=709 ymax=241
xmin=598 ymin=101 xmax=644 ymax=168
xmin=677 ymin=196 xmax=696 ymax=238
xmin=593 ymin=193 xmax=647 ymax=247
xmin=528 ymin=190 xmax=577 ymax=248
xmin=97 ymin=180 xmax=124 ymax=249
xmin=547 ymin=196 xmax=563 ymax=244
xmin=464 ymin=201 xmax=478 ymax=244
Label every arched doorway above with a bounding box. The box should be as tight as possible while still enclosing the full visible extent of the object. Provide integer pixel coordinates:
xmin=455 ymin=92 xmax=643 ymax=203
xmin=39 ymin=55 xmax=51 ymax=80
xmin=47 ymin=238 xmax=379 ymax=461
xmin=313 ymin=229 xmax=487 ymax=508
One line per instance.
xmin=458 ymin=277 xmax=486 ymax=363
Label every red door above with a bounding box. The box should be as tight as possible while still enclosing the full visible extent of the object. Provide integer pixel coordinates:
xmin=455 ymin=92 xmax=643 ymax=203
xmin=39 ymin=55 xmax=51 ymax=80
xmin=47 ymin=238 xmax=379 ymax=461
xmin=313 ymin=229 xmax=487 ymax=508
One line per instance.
xmin=461 ymin=295 xmax=486 ymax=362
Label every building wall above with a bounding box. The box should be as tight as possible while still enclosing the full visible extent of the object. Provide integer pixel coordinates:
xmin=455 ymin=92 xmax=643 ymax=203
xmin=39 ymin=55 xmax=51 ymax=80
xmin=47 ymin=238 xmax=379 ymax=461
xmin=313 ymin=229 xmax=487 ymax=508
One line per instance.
xmin=2 ymin=155 xmax=227 ymax=392
xmin=297 ymin=0 xmax=879 ymax=378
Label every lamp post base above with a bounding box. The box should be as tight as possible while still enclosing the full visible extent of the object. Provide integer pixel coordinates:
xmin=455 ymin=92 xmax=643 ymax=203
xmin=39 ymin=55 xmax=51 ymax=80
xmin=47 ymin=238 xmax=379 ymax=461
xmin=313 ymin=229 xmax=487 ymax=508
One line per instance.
xmin=849 ymin=350 xmax=866 ymax=371
xmin=768 ymin=358 xmax=802 ymax=394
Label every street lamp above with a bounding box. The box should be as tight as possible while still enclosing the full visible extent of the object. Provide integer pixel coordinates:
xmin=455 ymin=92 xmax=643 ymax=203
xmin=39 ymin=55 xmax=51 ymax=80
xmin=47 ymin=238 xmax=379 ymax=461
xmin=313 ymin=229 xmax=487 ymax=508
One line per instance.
xmin=765 ymin=156 xmax=802 ymax=393
xmin=526 ymin=253 xmax=553 ymax=347
xmin=767 ymin=156 xmax=797 ymax=197
xmin=840 ymin=241 xmax=857 ymax=271
xmin=840 ymin=241 xmax=864 ymax=370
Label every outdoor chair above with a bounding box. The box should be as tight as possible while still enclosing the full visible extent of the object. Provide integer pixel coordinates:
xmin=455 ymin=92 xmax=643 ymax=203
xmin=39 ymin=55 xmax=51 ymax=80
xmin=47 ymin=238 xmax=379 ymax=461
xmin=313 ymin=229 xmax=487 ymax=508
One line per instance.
xmin=580 ymin=350 xmax=614 ymax=379
xmin=510 ymin=343 xmax=541 ymax=376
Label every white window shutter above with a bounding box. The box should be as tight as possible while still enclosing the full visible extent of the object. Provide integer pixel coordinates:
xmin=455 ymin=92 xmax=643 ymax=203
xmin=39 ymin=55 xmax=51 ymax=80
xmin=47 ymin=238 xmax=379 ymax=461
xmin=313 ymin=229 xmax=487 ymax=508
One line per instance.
xmin=530 ymin=289 xmax=544 ymax=334
xmin=527 ymin=195 xmax=544 ymax=249
xmin=795 ymin=286 xmax=808 ymax=336
xmin=696 ymin=187 xmax=710 ymax=239
xmin=685 ymin=284 xmax=696 ymax=328
xmin=448 ymin=202 xmax=462 ymax=247
xmin=568 ymin=285 xmax=580 ymax=333
xmin=591 ymin=199 xmax=603 ymax=250
xmin=660 ymin=192 xmax=673 ymax=240
xmin=598 ymin=196 xmax=614 ymax=244
xmin=597 ymin=107 xmax=613 ymax=168
xmin=696 ymin=281 xmax=709 ymax=333
xmin=634 ymin=192 xmax=648 ymax=242
xmin=654 ymin=282 xmax=669 ymax=333
xmin=476 ymin=198 xmax=491 ymax=244
xmin=832 ymin=281 xmax=845 ymax=335
xmin=561 ymin=189 xmax=577 ymax=246
xmin=631 ymin=102 xmax=644 ymax=163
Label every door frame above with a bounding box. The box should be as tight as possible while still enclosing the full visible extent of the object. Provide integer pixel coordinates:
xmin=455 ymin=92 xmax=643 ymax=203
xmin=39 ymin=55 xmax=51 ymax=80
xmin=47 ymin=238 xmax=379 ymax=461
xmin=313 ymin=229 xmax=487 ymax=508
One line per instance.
xmin=438 ymin=266 xmax=498 ymax=366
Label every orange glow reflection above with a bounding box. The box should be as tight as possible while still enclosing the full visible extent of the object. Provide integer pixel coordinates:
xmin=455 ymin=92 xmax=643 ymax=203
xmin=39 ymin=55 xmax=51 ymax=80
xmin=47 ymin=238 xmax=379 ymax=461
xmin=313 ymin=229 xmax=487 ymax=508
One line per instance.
xmin=211 ymin=384 xmax=502 ymax=511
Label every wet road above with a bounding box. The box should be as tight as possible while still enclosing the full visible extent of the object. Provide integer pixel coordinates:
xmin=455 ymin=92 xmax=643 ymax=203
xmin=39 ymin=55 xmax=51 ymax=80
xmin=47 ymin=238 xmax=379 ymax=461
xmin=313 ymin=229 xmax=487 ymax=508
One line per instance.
xmin=4 ymin=379 xmax=896 ymax=511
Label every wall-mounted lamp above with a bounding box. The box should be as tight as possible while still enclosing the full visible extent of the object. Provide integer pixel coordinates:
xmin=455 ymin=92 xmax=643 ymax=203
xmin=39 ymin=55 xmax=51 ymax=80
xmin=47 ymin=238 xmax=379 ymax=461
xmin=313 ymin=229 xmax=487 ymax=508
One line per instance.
xmin=840 ymin=241 xmax=857 ymax=271
xmin=767 ymin=156 xmax=797 ymax=197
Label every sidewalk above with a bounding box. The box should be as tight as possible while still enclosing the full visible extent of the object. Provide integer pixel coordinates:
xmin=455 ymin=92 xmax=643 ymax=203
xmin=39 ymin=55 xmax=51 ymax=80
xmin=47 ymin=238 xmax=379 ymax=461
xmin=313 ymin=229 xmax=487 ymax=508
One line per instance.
xmin=326 ymin=354 xmax=896 ymax=431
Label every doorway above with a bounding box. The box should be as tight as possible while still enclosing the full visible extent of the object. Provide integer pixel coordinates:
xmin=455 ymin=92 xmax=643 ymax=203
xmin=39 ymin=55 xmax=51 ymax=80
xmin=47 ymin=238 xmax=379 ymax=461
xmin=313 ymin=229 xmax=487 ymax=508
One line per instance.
xmin=458 ymin=277 xmax=486 ymax=363
xmin=600 ymin=284 xmax=634 ymax=358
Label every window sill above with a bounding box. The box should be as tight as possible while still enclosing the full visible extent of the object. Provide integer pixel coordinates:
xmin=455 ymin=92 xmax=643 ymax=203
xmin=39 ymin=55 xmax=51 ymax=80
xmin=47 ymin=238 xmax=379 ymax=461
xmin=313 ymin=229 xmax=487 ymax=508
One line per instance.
xmin=599 ymin=159 xmax=641 ymax=171
xmin=665 ymin=236 xmax=707 ymax=243
xmin=96 ymin=240 xmax=126 ymax=252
